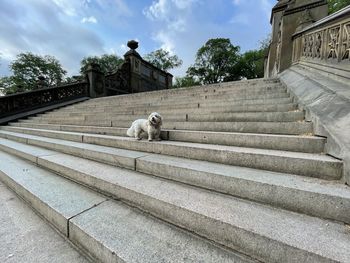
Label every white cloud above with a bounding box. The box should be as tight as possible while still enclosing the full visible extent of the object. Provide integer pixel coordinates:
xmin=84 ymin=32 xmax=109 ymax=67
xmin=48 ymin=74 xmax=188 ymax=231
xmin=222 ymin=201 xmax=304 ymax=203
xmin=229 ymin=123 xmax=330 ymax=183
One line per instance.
xmin=168 ymin=18 xmax=186 ymax=32
xmin=143 ymin=0 xmax=199 ymax=53
xmin=52 ymin=0 xmax=77 ymax=16
xmin=81 ymin=16 xmax=98 ymax=24
xmin=153 ymin=31 xmax=175 ymax=54
xmin=143 ymin=0 xmax=168 ymax=21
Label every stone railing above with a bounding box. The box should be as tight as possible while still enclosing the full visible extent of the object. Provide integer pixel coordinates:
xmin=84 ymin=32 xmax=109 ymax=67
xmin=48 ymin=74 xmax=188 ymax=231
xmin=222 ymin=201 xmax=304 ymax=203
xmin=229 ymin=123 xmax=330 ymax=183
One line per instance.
xmin=292 ymin=6 xmax=350 ymax=79
xmin=0 ymin=81 xmax=88 ymax=119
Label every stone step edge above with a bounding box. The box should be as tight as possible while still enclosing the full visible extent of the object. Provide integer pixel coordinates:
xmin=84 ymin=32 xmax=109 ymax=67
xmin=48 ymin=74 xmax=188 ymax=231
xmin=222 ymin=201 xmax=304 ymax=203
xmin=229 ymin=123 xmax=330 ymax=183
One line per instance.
xmin=84 ymin=80 xmax=282 ymax=101
xmin=0 ymin=137 xmax=349 ymax=225
xmin=0 ymin=151 xmax=256 ymax=263
xmin=42 ymin=104 xmax=299 ymax=118
xmin=0 ymin=129 xmax=342 ymax=180
xmin=2 ymin=125 xmax=326 ymax=153
xmin=0 ymin=129 xmax=341 ymax=180
xmin=7 ymin=145 xmax=350 ymax=263
xmin=57 ymin=97 xmax=295 ymax=112
xmin=10 ymin=120 xmax=315 ymax=136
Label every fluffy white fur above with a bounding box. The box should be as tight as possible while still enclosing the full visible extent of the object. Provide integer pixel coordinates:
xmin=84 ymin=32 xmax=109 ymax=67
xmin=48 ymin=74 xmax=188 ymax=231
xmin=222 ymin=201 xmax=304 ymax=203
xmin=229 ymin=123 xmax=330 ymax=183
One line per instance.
xmin=127 ymin=112 xmax=162 ymax=141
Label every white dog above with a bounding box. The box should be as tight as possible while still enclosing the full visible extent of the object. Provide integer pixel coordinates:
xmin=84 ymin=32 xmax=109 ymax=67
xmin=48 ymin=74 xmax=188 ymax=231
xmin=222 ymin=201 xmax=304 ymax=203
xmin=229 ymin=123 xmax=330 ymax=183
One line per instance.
xmin=127 ymin=112 xmax=162 ymax=141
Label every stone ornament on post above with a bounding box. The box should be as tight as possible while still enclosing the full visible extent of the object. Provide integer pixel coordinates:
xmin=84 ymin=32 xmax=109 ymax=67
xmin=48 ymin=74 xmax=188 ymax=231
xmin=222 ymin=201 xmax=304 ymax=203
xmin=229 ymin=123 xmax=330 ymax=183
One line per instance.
xmin=123 ymin=40 xmax=173 ymax=93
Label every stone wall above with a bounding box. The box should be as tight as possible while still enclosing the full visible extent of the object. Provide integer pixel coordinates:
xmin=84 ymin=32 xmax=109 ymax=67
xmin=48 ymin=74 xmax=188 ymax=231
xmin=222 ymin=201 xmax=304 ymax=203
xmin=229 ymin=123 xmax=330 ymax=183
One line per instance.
xmin=266 ymin=0 xmax=328 ymax=78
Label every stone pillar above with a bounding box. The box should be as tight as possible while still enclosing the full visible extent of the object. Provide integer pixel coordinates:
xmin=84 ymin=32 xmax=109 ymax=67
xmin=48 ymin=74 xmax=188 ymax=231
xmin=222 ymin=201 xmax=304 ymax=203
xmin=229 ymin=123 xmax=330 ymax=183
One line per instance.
xmin=266 ymin=0 xmax=328 ymax=77
xmin=124 ymin=40 xmax=142 ymax=93
xmin=85 ymin=62 xmax=105 ymax=98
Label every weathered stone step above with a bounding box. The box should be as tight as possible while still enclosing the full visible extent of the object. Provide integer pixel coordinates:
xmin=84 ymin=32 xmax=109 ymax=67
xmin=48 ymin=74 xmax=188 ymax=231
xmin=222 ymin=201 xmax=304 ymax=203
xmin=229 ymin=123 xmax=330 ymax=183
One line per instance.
xmin=67 ymin=92 xmax=291 ymax=110
xmin=0 ymin=180 xmax=89 ymax=263
xmin=80 ymin=79 xmax=282 ymax=103
xmin=31 ymin=111 xmax=305 ymax=123
xmin=0 ymin=130 xmax=342 ymax=179
xmin=0 ymin=147 xmax=348 ymax=263
xmin=0 ymin=151 xmax=252 ymax=263
xmin=3 ymin=125 xmax=325 ymax=153
xmin=1 ymin=138 xmax=348 ymax=224
xmin=42 ymin=103 xmax=298 ymax=117
xmin=78 ymin=89 xmax=288 ymax=107
xmin=55 ymin=97 xmax=294 ymax=112
xmin=12 ymin=118 xmax=314 ymax=135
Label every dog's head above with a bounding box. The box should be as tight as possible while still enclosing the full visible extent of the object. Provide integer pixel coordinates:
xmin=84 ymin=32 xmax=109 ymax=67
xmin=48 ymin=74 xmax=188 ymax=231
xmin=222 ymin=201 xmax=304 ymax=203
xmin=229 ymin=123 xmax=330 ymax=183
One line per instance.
xmin=148 ymin=112 xmax=162 ymax=127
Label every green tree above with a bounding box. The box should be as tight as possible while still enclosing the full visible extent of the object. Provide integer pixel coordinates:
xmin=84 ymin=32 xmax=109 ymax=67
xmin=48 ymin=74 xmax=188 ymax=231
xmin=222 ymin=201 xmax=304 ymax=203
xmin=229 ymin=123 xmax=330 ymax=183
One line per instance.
xmin=80 ymin=54 xmax=124 ymax=75
xmin=328 ymin=0 xmax=350 ymax=14
xmin=228 ymin=35 xmax=270 ymax=80
xmin=1 ymin=52 xmax=66 ymax=95
xmin=144 ymin=49 xmax=182 ymax=72
xmin=187 ymin=38 xmax=240 ymax=84
xmin=173 ymin=76 xmax=200 ymax=88
xmin=232 ymin=49 xmax=266 ymax=80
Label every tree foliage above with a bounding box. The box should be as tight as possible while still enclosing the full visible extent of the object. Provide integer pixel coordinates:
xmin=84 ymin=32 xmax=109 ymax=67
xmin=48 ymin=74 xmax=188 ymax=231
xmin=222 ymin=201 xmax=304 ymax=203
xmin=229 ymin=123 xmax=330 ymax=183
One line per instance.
xmin=0 ymin=52 xmax=66 ymax=95
xmin=328 ymin=0 xmax=350 ymax=14
xmin=173 ymin=76 xmax=200 ymax=89
xmin=186 ymin=38 xmax=240 ymax=84
xmin=228 ymin=36 xmax=270 ymax=80
xmin=80 ymin=54 xmax=124 ymax=75
xmin=144 ymin=49 xmax=182 ymax=72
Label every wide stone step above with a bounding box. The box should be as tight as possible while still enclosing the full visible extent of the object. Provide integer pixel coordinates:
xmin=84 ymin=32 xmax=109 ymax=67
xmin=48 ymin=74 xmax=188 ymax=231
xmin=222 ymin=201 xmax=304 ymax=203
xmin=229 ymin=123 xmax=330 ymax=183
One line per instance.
xmin=0 ymin=130 xmax=342 ymax=179
xmin=79 ymin=79 xmax=282 ymax=104
xmin=0 ymin=151 xmax=251 ymax=263
xmin=32 ymin=111 xmax=305 ymax=123
xmin=1 ymin=138 xmax=348 ymax=224
xmin=42 ymin=103 xmax=298 ymax=117
xmin=77 ymin=89 xmax=289 ymax=107
xmin=55 ymin=97 xmax=294 ymax=113
xmin=67 ymin=92 xmax=291 ymax=110
xmin=3 ymin=125 xmax=326 ymax=153
xmin=0 ymin=147 xmax=348 ymax=263
xmin=16 ymin=118 xmax=313 ymax=135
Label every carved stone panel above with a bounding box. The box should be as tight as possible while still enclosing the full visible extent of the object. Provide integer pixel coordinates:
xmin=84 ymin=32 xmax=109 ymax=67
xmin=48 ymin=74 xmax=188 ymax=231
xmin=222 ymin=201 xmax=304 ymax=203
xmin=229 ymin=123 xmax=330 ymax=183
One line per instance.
xmin=327 ymin=26 xmax=340 ymax=59
xmin=342 ymin=22 xmax=350 ymax=61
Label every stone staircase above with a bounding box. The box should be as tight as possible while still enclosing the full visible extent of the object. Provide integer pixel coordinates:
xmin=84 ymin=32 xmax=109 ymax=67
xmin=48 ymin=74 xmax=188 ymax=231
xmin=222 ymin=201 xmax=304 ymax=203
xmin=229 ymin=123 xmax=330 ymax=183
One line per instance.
xmin=0 ymin=78 xmax=349 ymax=263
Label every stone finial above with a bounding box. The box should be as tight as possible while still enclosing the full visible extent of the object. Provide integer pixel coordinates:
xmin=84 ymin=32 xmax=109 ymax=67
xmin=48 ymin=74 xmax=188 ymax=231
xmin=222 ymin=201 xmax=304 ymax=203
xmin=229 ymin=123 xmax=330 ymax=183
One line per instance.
xmin=127 ymin=40 xmax=139 ymax=50
xmin=124 ymin=40 xmax=141 ymax=58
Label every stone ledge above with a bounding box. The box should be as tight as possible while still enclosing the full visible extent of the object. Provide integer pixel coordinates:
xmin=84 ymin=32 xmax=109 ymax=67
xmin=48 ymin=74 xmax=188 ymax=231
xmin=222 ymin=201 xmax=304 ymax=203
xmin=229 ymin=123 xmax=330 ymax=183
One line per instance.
xmin=279 ymin=65 xmax=350 ymax=184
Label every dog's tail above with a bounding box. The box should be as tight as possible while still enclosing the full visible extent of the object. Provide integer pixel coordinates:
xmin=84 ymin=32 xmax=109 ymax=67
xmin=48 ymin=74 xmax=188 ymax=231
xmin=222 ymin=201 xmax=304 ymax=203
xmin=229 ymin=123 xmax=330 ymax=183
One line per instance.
xmin=126 ymin=127 xmax=134 ymax=137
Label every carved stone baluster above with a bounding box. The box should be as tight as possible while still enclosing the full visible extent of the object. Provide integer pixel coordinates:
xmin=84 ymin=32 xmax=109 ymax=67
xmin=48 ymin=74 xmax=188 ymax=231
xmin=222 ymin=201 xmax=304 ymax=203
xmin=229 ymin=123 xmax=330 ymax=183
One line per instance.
xmin=342 ymin=23 xmax=350 ymax=61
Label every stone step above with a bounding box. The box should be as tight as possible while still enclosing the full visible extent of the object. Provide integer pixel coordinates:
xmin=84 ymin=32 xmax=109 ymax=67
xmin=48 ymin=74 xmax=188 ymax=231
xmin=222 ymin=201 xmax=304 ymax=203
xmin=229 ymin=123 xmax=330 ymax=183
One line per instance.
xmin=0 ymin=180 xmax=89 ymax=263
xmin=80 ymin=79 xmax=282 ymax=104
xmin=3 ymin=125 xmax=326 ymax=153
xmin=77 ymin=89 xmax=288 ymax=107
xmin=42 ymin=103 xmax=298 ymax=117
xmin=31 ymin=111 xmax=305 ymax=123
xmin=55 ymin=97 xmax=294 ymax=112
xmin=0 ymin=151 xmax=252 ymax=263
xmin=0 ymin=130 xmax=342 ymax=179
xmin=12 ymin=118 xmax=314 ymax=135
xmin=0 ymin=138 xmax=348 ymax=224
xmin=0 ymin=146 xmax=348 ymax=263
xmin=67 ymin=92 xmax=291 ymax=109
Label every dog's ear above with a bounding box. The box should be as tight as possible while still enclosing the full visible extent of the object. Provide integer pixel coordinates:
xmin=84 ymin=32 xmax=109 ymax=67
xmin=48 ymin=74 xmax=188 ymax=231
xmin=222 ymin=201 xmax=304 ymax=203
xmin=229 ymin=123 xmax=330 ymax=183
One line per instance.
xmin=158 ymin=114 xmax=163 ymax=126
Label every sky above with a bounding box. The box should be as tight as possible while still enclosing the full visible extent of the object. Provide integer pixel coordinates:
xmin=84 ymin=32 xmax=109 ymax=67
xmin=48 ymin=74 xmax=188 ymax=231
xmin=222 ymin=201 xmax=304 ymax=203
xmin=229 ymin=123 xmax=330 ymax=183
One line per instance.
xmin=0 ymin=0 xmax=275 ymax=78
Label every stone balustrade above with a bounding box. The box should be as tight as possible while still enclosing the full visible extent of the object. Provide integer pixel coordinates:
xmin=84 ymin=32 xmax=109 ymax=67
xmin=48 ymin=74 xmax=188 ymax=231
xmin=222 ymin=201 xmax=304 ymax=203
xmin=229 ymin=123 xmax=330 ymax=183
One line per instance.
xmin=292 ymin=6 xmax=350 ymax=79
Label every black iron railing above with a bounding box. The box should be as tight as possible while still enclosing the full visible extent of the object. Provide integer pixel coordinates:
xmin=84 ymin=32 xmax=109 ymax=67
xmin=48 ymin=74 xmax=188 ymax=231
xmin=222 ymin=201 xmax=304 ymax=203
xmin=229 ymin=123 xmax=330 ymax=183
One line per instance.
xmin=0 ymin=81 xmax=88 ymax=118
